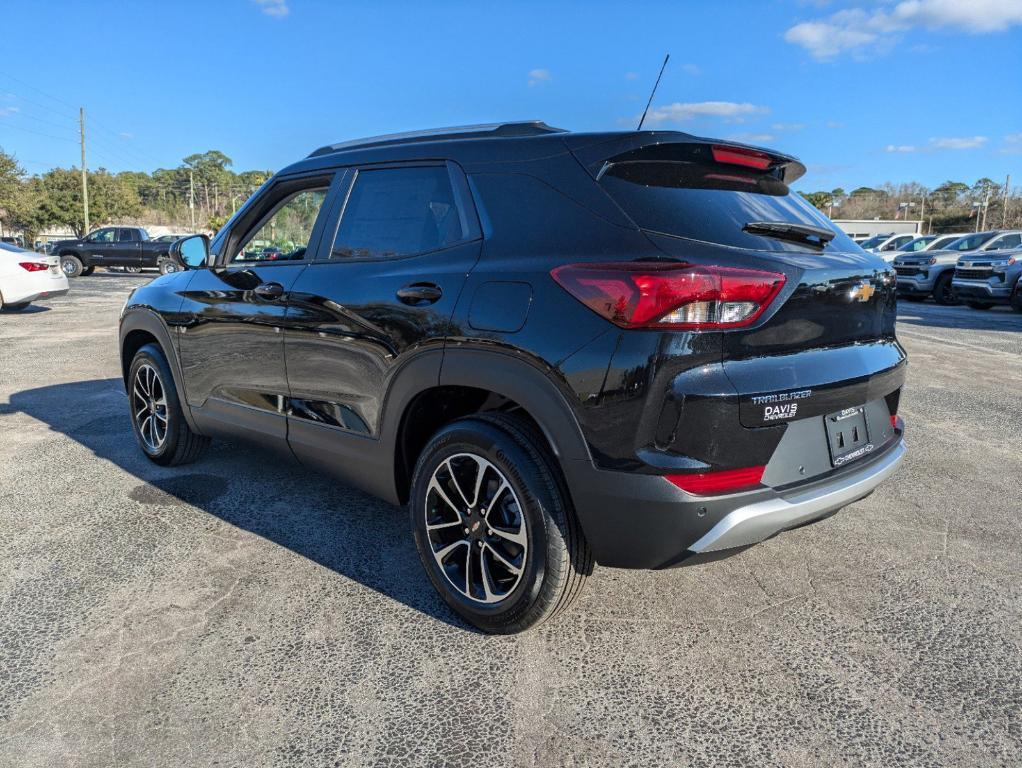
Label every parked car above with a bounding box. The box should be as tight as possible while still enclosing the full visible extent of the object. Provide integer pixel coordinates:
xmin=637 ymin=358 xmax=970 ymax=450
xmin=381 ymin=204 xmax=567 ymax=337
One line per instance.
xmin=952 ymin=248 xmax=1022 ymax=311
xmin=861 ymin=233 xmax=918 ymax=261
xmin=119 ymin=122 xmax=906 ymax=633
xmin=152 ymin=234 xmax=190 ymax=243
xmin=0 ymin=241 xmax=69 ymax=311
xmin=894 ymin=230 xmax=1022 ymax=305
xmin=50 ymin=226 xmax=181 ymax=277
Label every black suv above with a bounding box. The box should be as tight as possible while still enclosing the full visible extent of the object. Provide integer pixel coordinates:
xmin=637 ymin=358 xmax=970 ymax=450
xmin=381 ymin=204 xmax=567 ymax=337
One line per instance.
xmin=119 ymin=122 xmax=906 ymax=633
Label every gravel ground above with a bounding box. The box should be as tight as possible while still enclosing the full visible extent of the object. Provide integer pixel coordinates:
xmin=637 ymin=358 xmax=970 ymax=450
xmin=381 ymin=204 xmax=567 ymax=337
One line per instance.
xmin=1 ymin=273 xmax=1020 ymax=768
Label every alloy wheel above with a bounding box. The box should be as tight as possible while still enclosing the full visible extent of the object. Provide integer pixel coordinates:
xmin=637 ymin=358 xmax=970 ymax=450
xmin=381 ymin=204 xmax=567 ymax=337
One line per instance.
xmin=132 ymin=363 xmax=169 ymax=452
xmin=61 ymin=259 xmax=77 ymax=277
xmin=424 ymin=453 xmax=528 ymax=605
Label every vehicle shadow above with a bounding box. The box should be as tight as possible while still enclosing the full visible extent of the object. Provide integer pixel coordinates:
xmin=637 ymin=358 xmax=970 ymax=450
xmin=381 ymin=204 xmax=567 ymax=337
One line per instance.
xmin=896 ymin=302 xmax=1021 ymax=332
xmin=1 ymin=304 xmax=51 ymax=314
xmin=0 ymin=378 xmax=471 ymax=632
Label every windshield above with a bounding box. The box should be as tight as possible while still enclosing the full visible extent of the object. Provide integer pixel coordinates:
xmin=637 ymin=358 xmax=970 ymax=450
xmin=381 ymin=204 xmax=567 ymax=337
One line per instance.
xmin=858 ymin=235 xmax=891 ymax=249
xmin=945 ymin=233 xmax=996 ymax=251
xmin=598 ymin=161 xmax=855 ymax=252
xmin=926 ymin=235 xmax=961 ymax=250
xmin=897 ymin=236 xmax=933 ymax=251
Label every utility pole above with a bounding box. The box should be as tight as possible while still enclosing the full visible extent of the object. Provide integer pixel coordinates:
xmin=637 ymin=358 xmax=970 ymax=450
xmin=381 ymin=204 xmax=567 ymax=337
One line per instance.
xmin=189 ymin=171 xmax=196 ymax=230
xmin=79 ymin=107 xmax=90 ymax=235
xmin=980 ymin=187 xmax=991 ymax=231
xmin=1003 ymin=175 xmax=1011 ymax=227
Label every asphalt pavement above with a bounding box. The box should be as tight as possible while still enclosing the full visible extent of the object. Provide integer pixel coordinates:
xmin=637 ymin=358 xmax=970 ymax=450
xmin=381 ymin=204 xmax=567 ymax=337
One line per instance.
xmin=1 ymin=273 xmax=1020 ymax=767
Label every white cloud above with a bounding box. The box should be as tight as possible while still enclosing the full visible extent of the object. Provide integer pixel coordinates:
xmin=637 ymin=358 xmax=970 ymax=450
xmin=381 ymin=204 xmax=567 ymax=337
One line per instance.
xmin=785 ymin=0 xmax=1022 ymax=59
xmin=1001 ymin=133 xmax=1022 ymax=154
xmin=772 ymin=122 xmax=806 ymax=131
xmin=930 ymin=136 xmax=987 ymax=149
xmin=528 ymin=69 xmax=551 ymax=87
xmin=728 ymin=133 xmax=776 ymax=144
xmin=624 ymin=71 xmax=639 ymax=80
xmin=0 ymin=106 xmax=20 ymax=117
xmin=885 ymin=136 xmax=987 ymax=153
xmin=644 ymin=101 xmax=769 ymax=125
xmin=680 ymin=63 xmax=701 ymax=76
xmin=254 ymin=0 xmax=289 ymax=18
xmin=825 ymin=121 xmax=845 ymax=129
xmin=119 ymin=132 xmax=134 ymax=140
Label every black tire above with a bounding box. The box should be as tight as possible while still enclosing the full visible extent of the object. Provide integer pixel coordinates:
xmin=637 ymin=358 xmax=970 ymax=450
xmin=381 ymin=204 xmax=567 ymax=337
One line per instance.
xmin=902 ymin=295 xmax=925 ymax=302
xmin=128 ymin=343 xmax=210 ymax=466
xmin=60 ymin=254 xmax=83 ymax=278
xmin=967 ymin=301 xmax=993 ymax=310
xmin=158 ymin=257 xmax=179 ymax=276
xmin=409 ymin=412 xmax=592 ymax=634
xmin=1011 ymin=288 xmax=1022 ymax=314
xmin=80 ymin=266 xmax=95 ymax=276
xmin=933 ymin=272 xmax=958 ymax=305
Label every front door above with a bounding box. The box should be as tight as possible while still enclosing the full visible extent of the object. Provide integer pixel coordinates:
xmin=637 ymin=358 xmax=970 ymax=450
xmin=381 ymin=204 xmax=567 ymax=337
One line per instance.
xmin=284 ymin=163 xmax=481 ymax=470
xmin=80 ymin=227 xmax=116 ymax=264
xmin=177 ymin=174 xmax=337 ymax=443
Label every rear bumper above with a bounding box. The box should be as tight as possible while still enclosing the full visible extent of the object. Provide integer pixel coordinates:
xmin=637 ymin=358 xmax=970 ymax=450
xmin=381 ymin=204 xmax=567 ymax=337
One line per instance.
xmin=564 ymin=433 xmax=905 ymax=569
xmin=689 ymin=438 xmax=904 ymax=553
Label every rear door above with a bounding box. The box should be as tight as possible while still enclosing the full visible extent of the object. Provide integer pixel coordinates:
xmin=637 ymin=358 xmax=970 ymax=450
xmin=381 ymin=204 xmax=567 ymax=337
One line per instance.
xmin=284 ymin=162 xmax=481 ymax=464
xmin=106 ymin=228 xmax=142 ymax=267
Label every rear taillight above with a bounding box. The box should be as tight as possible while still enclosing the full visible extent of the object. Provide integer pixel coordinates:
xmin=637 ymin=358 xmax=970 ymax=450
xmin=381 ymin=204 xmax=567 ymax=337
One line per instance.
xmin=666 ymin=465 xmax=766 ymax=495
xmin=19 ymin=262 xmax=49 ymax=272
xmin=711 ymin=144 xmax=772 ymax=170
xmin=550 ymin=262 xmax=786 ymax=330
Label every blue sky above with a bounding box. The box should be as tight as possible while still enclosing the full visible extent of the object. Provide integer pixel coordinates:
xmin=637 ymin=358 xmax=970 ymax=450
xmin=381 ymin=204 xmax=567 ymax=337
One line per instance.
xmin=1 ymin=0 xmax=1020 ymax=192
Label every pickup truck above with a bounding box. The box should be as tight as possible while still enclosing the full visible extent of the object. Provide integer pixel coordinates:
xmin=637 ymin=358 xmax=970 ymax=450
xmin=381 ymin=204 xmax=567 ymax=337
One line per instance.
xmin=52 ymin=227 xmax=182 ymax=278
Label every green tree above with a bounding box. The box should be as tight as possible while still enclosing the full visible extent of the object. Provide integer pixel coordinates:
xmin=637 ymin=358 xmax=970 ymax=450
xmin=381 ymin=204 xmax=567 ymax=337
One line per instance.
xmin=800 ymin=191 xmax=832 ymax=211
xmin=35 ymin=167 xmax=142 ymax=236
xmin=0 ymin=148 xmax=24 ymax=234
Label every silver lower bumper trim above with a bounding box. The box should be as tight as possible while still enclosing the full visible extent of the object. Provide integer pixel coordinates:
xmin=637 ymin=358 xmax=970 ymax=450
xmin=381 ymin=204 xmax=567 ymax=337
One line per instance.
xmin=689 ymin=439 xmax=906 ymax=553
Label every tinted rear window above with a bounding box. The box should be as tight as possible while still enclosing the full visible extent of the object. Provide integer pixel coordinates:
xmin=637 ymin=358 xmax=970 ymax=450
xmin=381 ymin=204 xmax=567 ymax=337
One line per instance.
xmin=331 ymin=166 xmax=463 ymax=260
xmin=600 ymin=161 xmax=856 ymax=252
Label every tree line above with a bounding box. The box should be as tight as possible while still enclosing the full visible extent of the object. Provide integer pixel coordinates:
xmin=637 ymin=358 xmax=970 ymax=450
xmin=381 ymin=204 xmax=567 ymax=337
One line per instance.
xmin=2 ymin=145 xmax=1018 ymax=244
xmin=799 ymin=179 xmax=1020 ymax=232
xmin=0 ymin=147 xmax=272 ymax=243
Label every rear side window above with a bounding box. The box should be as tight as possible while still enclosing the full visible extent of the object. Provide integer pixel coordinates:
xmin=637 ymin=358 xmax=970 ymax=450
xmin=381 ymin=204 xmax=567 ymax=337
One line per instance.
xmin=330 ymin=166 xmax=463 ymax=259
xmin=118 ymin=229 xmax=136 ymax=242
xmin=599 ymin=160 xmax=856 ymax=252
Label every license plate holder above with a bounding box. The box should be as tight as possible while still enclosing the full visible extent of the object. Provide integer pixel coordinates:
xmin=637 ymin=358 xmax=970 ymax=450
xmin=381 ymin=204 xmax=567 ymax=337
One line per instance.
xmin=824 ymin=407 xmax=872 ymax=468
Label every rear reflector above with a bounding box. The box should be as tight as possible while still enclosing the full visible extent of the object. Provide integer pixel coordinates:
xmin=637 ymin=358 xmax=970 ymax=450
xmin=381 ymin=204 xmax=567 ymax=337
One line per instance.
xmin=19 ymin=262 xmax=49 ymax=272
xmin=665 ymin=465 xmax=766 ymax=495
xmin=711 ymin=145 xmax=773 ymax=170
xmin=551 ymin=262 xmax=786 ymax=330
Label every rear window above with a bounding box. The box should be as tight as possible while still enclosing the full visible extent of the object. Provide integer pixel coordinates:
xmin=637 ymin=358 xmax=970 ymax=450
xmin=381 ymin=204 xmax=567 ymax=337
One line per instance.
xmin=599 ymin=161 xmax=855 ymax=252
xmin=330 ymin=166 xmax=464 ymax=260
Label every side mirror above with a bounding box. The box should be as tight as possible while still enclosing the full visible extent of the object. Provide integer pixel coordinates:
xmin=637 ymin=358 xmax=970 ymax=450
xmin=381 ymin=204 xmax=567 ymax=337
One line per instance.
xmin=170 ymin=234 xmax=210 ymax=269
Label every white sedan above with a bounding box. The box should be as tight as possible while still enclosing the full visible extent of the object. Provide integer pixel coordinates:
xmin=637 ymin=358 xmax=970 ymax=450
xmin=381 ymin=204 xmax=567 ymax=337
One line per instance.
xmin=0 ymin=242 xmax=69 ymax=311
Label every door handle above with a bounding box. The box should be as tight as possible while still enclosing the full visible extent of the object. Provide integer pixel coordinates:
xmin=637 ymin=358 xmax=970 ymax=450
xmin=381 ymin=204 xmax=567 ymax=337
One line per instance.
xmin=396 ymin=282 xmax=443 ymax=305
xmin=254 ymin=282 xmax=284 ymax=300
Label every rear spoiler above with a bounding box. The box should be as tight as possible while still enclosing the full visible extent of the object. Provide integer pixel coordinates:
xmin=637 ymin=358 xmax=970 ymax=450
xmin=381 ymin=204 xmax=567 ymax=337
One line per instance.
xmin=564 ymin=131 xmax=806 ymax=185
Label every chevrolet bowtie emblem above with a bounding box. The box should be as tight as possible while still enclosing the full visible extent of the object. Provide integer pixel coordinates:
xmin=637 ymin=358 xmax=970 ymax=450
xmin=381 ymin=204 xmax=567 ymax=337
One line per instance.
xmin=850 ymin=281 xmax=875 ymax=302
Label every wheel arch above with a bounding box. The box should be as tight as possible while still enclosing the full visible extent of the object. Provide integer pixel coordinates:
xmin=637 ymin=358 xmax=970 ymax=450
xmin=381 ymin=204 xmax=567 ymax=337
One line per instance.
xmin=386 ymin=348 xmax=592 ymax=504
xmin=119 ymin=309 xmax=200 ymax=433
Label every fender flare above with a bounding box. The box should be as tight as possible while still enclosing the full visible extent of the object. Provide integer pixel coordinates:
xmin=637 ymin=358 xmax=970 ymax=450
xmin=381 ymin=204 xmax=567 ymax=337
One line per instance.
xmin=119 ymin=307 xmax=200 ymax=433
xmin=436 ymin=347 xmax=592 ymax=463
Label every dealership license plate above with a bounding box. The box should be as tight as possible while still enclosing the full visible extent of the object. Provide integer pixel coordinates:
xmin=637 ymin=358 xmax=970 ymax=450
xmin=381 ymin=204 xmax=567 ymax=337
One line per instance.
xmin=824 ymin=407 xmax=873 ymax=468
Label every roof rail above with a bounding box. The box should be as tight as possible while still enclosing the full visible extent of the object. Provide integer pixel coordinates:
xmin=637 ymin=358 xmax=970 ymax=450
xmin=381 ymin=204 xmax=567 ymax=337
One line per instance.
xmin=307 ymin=121 xmax=566 ymax=158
